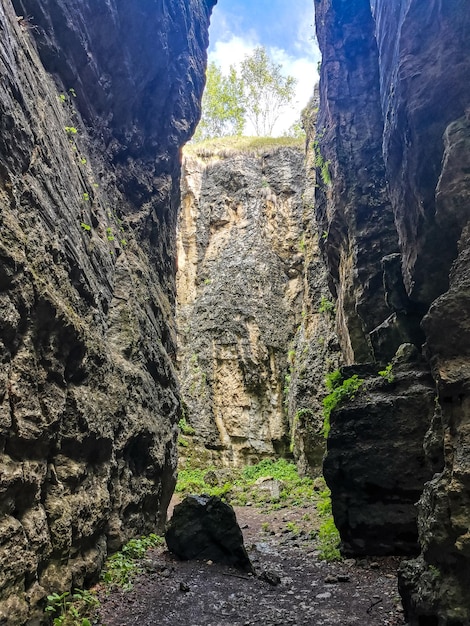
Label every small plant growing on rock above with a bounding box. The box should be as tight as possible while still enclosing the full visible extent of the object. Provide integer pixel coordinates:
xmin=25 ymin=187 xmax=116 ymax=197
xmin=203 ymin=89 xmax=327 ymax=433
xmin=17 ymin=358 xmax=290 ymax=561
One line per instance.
xmin=318 ymin=296 xmax=335 ymax=315
xmin=80 ymin=222 xmax=91 ymax=231
xmin=322 ymin=371 xmax=363 ymax=438
xmin=178 ymin=417 xmax=195 ymax=436
xmin=64 ymin=126 xmax=78 ymax=135
xmin=378 ymin=362 xmax=394 ymax=383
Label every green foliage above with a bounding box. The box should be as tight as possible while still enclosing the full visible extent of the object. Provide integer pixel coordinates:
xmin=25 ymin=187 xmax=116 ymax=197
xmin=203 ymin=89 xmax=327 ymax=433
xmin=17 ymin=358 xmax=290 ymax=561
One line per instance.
xmin=313 ymin=139 xmax=332 ymax=185
xmin=178 ymin=417 xmax=195 ymax=436
xmin=69 ymin=88 xmax=77 ymax=98
xmin=176 ymin=459 xmax=317 ymax=510
xmin=318 ymin=517 xmax=341 ymax=561
xmin=283 ymin=120 xmax=306 ymax=140
xmin=241 ymin=458 xmax=299 ymax=483
xmin=101 ymin=534 xmax=164 ymax=590
xmin=322 ymin=372 xmax=364 ymax=438
xmin=325 ymin=369 xmax=342 ymax=391
xmin=82 ymin=192 xmax=89 ymax=202
xmin=194 ymin=62 xmax=245 ymax=141
xmin=64 ymin=126 xmax=78 ymax=135
xmin=316 ymin=485 xmax=341 ymax=561
xmin=285 ymin=521 xmax=300 ymax=534
xmin=80 ymin=222 xmax=91 ymax=231
xmin=287 ymin=349 xmax=296 ymax=364
xmin=194 ymin=47 xmax=296 ymax=140
xmin=58 ymin=94 xmax=66 ymax=103
xmin=378 ymin=362 xmax=394 ymax=383
xmin=318 ymin=296 xmax=335 ymax=315
xmin=241 ymin=46 xmax=296 ymax=136
xmin=45 ymin=589 xmax=98 ymax=625
xmin=106 ymin=227 xmax=115 ymax=241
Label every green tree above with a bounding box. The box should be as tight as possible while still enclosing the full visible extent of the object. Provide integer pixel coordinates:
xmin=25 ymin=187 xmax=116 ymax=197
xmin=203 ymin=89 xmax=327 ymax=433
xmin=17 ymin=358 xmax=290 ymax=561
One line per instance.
xmin=194 ymin=62 xmax=245 ymax=140
xmin=240 ymin=46 xmax=296 ymax=136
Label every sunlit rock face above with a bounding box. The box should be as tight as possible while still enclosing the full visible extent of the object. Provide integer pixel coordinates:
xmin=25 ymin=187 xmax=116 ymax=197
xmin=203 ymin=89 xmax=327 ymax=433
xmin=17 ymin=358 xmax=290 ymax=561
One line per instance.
xmin=176 ymin=147 xmax=306 ymax=467
xmin=315 ymin=0 xmax=470 ymax=621
xmin=0 ymin=0 xmax=215 ymax=622
xmin=176 ymin=138 xmax=340 ymax=473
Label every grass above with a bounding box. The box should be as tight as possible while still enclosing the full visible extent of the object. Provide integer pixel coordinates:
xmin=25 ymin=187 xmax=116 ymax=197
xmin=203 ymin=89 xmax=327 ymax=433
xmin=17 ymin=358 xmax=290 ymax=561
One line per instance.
xmin=176 ymin=459 xmax=342 ymax=562
xmin=316 ymin=484 xmax=341 ymax=561
xmin=177 ymin=458 xmax=318 ymax=510
xmin=184 ymin=135 xmax=305 ymax=159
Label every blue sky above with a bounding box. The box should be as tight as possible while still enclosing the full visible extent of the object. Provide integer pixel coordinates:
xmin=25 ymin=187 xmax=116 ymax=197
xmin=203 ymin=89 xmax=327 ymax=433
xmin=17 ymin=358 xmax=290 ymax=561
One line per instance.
xmin=207 ymin=0 xmax=321 ymax=135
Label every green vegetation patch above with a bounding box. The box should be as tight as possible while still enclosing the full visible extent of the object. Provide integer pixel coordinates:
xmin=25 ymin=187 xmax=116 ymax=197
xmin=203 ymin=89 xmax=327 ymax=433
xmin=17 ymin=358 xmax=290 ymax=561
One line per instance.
xmin=185 ymin=135 xmax=304 ymax=159
xmin=101 ymin=534 xmax=164 ymax=591
xmin=176 ymin=458 xmax=317 ymax=510
xmin=316 ymin=482 xmax=341 ymax=561
xmin=45 ymin=589 xmax=99 ymax=626
xmin=322 ymin=371 xmax=364 ymax=438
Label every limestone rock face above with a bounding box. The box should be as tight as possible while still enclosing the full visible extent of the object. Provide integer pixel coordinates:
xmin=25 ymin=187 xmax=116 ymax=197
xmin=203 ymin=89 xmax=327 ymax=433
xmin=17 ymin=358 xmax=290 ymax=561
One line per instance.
xmin=315 ymin=0 xmax=470 ymax=622
xmin=0 ymin=0 xmax=214 ymax=622
xmin=177 ymin=146 xmax=328 ymax=467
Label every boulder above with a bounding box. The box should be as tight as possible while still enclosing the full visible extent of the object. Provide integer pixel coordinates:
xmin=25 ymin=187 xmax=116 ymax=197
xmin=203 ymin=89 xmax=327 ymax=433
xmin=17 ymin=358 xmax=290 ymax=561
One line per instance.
xmin=165 ymin=495 xmax=253 ymax=572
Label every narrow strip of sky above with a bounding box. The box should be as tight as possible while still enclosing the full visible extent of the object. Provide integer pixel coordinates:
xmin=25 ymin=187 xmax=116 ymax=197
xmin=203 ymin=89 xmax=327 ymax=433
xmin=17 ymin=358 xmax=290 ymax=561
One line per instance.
xmin=207 ymin=0 xmax=321 ymax=135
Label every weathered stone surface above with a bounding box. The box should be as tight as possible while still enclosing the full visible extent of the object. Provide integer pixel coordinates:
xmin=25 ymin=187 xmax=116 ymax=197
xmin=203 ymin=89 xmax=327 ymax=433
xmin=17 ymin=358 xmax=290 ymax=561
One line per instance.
xmin=315 ymin=0 xmax=470 ymax=621
xmin=0 ymin=0 xmax=214 ymax=621
xmin=372 ymin=0 xmax=470 ymax=307
xmin=176 ymin=146 xmax=307 ymax=466
xmin=313 ymin=0 xmax=399 ymax=364
xmin=323 ymin=356 xmax=436 ymax=556
xmin=165 ymin=495 xmax=253 ymax=572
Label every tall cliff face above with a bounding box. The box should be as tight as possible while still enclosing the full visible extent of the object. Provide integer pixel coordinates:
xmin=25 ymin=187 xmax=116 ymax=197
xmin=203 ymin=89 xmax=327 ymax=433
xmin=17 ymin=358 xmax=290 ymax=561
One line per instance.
xmin=177 ymin=146 xmax=306 ymax=466
xmin=0 ymin=0 xmax=214 ymax=622
xmin=315 ymin=0 xmax=470 ymax=623
xmin=176 ymin=143 xmax=338 ymax=470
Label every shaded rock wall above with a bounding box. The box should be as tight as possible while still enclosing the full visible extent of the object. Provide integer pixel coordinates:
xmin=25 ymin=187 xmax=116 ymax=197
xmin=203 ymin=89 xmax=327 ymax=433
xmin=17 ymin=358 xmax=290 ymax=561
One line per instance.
xmin=315 ymin=0 xmax=470 ymax=623
xmin=0 ymin=0 xmax=214 ymax=622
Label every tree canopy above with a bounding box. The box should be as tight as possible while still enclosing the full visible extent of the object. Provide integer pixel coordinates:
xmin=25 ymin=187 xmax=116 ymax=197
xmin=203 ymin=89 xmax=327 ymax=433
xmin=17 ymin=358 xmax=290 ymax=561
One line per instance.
xmin=193 ymin=63 xmax=245 ymax=141
xmin=193 ymin=46 xmax=297 ymax=140
xmin=240 ymin=47 xmax=296 ymax=137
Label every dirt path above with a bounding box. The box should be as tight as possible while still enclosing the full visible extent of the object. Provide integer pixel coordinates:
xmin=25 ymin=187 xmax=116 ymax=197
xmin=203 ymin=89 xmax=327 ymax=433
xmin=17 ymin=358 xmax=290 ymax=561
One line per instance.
xmin=97 ymin=502 xmax=406 ymax=626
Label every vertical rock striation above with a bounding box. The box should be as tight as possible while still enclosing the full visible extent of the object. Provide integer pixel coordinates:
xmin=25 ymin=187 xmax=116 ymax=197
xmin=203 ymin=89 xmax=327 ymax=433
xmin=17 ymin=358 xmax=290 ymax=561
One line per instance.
xmin=315 ymin=0 xmax=470 ymax=621
xmin=0 ymin=0 xmax=214 ymax=622
xmin=176 ymin=145 xmax=306 ymax=466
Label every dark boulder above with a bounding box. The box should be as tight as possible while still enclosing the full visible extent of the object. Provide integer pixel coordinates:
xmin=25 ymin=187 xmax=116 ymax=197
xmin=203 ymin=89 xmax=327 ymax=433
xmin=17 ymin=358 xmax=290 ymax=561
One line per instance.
xmin=165 ymin=495 xmax=253 ymax=572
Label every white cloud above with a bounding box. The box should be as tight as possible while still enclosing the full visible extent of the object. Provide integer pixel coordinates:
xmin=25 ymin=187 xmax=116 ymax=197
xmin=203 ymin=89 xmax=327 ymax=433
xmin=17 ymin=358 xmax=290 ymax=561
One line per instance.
xmin=208 ymin=36 xmax=257 ymax=75
xmin=208 ymin=36 xmax=319 ymax=136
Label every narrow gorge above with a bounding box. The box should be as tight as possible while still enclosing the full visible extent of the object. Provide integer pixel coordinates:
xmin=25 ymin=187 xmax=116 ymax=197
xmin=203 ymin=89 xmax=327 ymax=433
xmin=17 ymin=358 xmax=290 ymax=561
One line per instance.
xmin=0 ymin=0 xmax=469 ymax=625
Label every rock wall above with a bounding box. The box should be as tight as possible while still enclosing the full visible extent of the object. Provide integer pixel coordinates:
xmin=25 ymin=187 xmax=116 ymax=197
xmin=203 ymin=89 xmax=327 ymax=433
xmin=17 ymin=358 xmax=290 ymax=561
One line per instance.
xmin=176 ymin=143 xmax=338 ymax=470
xmin=176 ymin=145 xmax=305 ymax=467
xmin=0 ymin=0 xmax=214 ymax=622
xmin=314 ymin=0 xmax=470 ymax=622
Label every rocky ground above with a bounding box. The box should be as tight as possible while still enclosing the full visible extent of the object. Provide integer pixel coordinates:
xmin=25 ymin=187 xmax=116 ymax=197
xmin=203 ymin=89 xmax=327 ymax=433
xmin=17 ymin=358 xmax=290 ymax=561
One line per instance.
xmin=96 ymin=500 xmax=406 ymax=626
